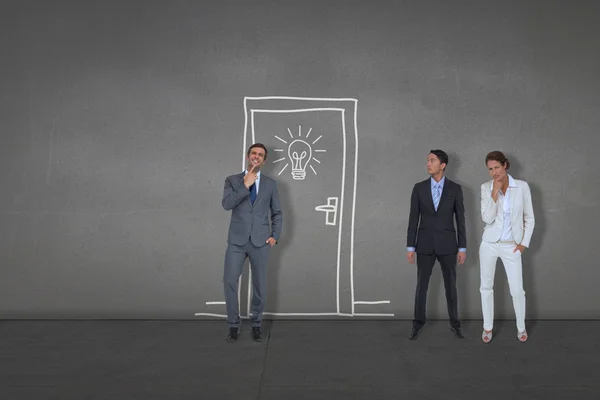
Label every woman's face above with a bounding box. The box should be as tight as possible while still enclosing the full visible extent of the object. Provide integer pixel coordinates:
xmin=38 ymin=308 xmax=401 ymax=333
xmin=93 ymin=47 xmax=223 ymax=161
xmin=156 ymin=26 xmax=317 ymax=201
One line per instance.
xmin=487 ymin=160 xmax=507 ymax=181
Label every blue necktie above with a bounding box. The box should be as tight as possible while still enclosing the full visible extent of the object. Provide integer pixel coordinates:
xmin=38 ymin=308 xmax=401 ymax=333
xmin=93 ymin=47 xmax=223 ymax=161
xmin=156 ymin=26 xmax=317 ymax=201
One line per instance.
xmin=249 ymin=183 xmax=257 ymax=205
xmin=433 ymin=184 xmax=441 ymax=211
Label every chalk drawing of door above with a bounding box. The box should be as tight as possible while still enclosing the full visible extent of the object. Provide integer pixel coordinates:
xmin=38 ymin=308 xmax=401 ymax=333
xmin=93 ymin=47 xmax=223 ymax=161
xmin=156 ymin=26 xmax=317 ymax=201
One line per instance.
xmin=243 ymin=97 xmax=357 ymax=316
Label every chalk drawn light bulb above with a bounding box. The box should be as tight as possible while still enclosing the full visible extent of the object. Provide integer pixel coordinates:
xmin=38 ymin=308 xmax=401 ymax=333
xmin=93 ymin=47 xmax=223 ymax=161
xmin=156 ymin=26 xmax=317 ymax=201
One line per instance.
xmin=287 ymin=139 xmax=312 ymax=180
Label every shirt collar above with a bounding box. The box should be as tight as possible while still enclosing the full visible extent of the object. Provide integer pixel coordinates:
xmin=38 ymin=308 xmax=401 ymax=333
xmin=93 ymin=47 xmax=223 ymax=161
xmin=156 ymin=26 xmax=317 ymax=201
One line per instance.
xmin=489 ymin=174 xmax=517 ymax=190
xmin=431 ymin=176 xmax=445 ymax=189
xmin=244 ymin=170 xmax=261 ymax=179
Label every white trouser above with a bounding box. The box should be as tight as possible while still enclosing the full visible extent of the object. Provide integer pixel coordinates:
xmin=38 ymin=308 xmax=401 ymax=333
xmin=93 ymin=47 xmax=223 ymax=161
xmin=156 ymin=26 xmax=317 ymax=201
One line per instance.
xmin=479 ymin=240 xmax=526 ymax=333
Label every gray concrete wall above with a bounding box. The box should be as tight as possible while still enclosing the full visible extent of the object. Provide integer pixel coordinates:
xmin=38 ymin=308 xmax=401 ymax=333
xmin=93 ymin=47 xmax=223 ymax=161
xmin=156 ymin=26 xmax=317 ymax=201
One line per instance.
xmin=1 ymin=0 xmax=598 ymax=319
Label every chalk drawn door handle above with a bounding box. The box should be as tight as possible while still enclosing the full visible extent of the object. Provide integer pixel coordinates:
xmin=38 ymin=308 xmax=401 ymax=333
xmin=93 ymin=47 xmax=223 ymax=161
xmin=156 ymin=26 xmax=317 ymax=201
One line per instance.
xmin=315 ymin=197 xmax=338 ymax=226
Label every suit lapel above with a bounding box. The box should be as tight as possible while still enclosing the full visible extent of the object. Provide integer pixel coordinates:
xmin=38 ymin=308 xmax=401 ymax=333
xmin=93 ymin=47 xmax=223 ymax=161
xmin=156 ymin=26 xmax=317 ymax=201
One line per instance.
xmin=425 ymin=178 xmax=435 ymax=212
xmin=509 ymin=184 xmax=518 ymax=217
xmin=237 ymin=172 xmax=253 ymax=208
xmin=253 ymin=175 xmax=267 ymax=207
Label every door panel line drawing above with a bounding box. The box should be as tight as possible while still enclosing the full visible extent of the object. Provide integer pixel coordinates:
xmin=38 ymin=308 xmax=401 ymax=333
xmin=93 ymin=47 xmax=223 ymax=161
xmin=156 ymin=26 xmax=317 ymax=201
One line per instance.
xmin=251 ymin=106 xmax=347 ymax=315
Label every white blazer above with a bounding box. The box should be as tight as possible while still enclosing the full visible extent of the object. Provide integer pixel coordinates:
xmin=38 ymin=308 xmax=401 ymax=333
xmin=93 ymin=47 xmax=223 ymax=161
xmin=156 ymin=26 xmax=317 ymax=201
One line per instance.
xmin=480 ymin=176 xmax=535 ymax=247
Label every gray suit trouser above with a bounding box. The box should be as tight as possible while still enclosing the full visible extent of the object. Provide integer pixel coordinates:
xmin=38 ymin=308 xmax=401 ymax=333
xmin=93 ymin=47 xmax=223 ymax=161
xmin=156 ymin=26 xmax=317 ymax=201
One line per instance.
xmin=224 ymin=240 xmax=270 ymax=328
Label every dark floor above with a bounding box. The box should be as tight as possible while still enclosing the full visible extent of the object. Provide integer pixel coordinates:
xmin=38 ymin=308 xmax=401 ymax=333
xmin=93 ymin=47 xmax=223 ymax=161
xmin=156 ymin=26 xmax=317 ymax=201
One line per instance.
xmin=0 ymin=320 xmax=599 ymax=400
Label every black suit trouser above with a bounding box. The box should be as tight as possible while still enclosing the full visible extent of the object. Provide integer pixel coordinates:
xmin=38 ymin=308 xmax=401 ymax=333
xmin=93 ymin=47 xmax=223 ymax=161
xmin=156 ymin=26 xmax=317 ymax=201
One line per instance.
xmin=413 ymin=253 xmax=460 ymax=328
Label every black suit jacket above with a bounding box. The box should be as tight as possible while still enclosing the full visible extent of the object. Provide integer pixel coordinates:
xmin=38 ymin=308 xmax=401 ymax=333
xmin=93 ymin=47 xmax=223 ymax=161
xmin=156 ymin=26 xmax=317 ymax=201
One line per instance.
xmin=406 ymin=177 xmax=466 ymax=255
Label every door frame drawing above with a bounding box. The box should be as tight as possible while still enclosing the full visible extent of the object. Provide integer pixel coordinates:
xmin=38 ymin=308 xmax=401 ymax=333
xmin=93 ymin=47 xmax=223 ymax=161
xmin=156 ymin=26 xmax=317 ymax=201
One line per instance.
xmin=195 ymin=97 xmax=394 ymax=318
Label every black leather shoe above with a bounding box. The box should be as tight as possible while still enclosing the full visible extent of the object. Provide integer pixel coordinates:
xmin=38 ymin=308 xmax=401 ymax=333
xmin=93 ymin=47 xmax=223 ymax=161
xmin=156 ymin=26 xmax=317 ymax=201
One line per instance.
xmin=226 ymin=328 xmax=239 ymax=343
xmin=409 ymin=326 xmax=422 ymax=340
xmin=450 ymin=326 xmax=464 ymax=339
xmin=251 ymin=327 xmax=263 ymax=342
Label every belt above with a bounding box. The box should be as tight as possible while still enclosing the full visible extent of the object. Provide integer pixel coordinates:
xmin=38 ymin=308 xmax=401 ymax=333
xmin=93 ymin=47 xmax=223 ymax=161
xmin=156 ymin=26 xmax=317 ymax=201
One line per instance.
xmin=496 ymin=240 xmax=515 ymax=244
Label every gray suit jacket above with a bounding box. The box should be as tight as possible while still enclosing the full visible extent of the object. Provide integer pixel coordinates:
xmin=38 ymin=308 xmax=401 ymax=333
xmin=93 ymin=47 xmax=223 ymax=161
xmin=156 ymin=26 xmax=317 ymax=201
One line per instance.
xmin=222 ymin=172 xmax=283 ymax=247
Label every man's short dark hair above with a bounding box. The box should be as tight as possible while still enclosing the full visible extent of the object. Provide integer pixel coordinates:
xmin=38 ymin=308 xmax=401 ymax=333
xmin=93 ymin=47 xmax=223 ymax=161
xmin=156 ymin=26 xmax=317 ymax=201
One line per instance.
xmin=429 ymin=149 xmax=449 ymax=170
xmin=247 ymin=143 xmax=268 ymax=160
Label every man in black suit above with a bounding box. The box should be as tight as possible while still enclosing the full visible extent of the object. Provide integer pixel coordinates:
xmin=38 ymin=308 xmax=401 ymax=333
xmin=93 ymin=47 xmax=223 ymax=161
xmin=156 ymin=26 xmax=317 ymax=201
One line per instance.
xmin=406 ymin=150 xmax=466 ymax=340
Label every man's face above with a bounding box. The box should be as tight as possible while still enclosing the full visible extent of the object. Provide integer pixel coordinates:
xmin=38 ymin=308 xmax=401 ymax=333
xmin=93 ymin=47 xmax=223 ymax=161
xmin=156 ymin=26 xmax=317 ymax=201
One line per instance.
xmin=426 ymin=153 xmax=445 ymax=175
xmin=247 ymin=146 xmax=266 ymax=171
xmin=487 ymin=160 xmax=507 ymax=181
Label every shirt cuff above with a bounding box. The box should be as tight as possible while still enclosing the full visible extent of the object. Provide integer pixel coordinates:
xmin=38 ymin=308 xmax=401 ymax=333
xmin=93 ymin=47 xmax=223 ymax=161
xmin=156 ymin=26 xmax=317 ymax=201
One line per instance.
xmin=458 ymin=248 xmax=466 ymax=253
xmin=407 ymin=247 xmax=415 ymax=252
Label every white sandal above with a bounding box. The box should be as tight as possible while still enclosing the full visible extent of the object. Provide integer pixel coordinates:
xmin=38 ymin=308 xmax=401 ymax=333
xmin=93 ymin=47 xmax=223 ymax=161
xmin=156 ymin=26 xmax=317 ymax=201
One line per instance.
xmin=518 ymin=330 xmax=528 ymax=342
xmin=482 ymin=330 xmax=493 ymax=343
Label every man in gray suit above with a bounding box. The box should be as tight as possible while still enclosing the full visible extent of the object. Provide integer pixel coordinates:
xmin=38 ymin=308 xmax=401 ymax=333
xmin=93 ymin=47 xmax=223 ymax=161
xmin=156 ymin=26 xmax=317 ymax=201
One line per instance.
xmin=222 ymin=143 xmax=283 ymax=343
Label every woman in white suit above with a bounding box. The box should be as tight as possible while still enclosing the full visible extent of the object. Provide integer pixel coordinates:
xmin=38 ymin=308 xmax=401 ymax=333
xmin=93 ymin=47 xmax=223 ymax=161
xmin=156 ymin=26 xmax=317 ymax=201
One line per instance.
xmin=479 ymin=151 xmax=535 ymax=343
